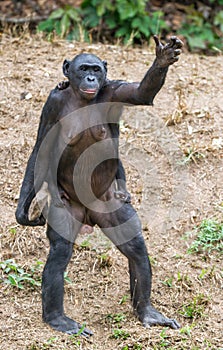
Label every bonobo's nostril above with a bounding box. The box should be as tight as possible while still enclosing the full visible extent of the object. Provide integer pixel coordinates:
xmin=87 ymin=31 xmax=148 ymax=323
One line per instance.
xmin=87 ymin=76 xmax=95 ymax=82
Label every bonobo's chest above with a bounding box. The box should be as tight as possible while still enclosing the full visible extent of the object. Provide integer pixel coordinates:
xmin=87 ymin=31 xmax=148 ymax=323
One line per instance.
xmin=56 ymin=109 xmax=119 ymax=201
xmin=58 ymin=102 xmax=120 ymax=154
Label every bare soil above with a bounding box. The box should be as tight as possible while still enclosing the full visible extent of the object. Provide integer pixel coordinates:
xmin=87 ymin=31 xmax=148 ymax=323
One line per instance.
xmin=0 ymin=34 xmax=222 ymax=350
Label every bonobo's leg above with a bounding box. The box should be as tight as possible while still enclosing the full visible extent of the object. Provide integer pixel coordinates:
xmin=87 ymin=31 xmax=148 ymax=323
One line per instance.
xmin=89 ymin=200 xmax=180 ymax=329
xmin=42 ymin=201 xmax=92 ymax=336
xmin=118 ymin=234 xmax=180 ymax=329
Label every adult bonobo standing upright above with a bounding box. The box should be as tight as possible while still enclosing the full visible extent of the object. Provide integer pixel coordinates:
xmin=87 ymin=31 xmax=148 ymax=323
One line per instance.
xmin=16 ymin=36 xmax=183 ymax=335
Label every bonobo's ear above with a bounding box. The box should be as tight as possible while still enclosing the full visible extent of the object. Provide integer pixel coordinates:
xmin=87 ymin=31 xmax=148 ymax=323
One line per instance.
xmin=102 ymin=60 xmax=107 ymax=73
xmin=63 ymin=59 xmax=71 ymax=77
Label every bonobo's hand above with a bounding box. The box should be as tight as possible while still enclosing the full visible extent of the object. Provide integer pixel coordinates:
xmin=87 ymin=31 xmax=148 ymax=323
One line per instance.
xmin=57 ymin=80 xmax=70 ymax=90
xmin=153 ymin=35 xmax=183 ymax=68
xmin=15 ymin=208 xmax=46 ymax=227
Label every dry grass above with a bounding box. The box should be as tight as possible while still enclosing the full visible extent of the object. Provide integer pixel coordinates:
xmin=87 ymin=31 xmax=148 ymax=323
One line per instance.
xmin=0 ymin=33 xmax=223 ymax=349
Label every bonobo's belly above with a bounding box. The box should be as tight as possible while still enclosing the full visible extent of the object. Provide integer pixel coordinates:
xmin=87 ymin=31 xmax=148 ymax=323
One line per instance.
xmin=57 ymin=124 xmax=118 ymax=203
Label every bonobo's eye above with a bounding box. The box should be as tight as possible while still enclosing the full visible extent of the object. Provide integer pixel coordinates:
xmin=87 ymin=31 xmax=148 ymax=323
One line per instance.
xmin=79 ymin=65 xmax=88 ymax=71
xmin=93 ymin=66 xmax=101 ymax=72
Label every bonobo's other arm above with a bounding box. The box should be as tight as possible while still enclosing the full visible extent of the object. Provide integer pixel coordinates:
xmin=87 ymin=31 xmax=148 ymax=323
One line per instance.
xmin=112 ymin=35 xmax=183 ymax=105
xmin=15 ymin=95 xmax=59 ymax=226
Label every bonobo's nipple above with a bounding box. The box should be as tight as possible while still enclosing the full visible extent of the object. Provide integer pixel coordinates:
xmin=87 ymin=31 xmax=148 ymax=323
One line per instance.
xmin=90 ymin=125 xmax=107 ymax=140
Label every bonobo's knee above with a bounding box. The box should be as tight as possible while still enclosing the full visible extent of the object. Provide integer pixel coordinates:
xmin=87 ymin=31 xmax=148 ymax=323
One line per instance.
xmin=117 ymin=233 xmax=148 ymax=261
xmin=46 ymin=236 xmax=73 ymax=269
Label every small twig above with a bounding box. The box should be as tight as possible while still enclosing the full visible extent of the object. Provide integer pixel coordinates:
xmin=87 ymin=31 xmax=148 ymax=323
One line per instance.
xmin=0 ymin=16 xmax=48 ymax=24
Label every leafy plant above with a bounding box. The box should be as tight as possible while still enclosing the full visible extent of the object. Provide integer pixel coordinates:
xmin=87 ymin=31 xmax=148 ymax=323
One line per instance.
xmin=180 ymin=324 xmax=195 ymax=337
xmin=161 ymin=276 xmax=173 ymax=287
xmin=159 ymin=328 xmax=170 ymax=347
xmin=29 ymin=337 xmax=59 ymax=349
xmin=119 ymin=294 xmax=129 ymax=305
xmin=188 ymin=219 xmax=223 ymax=254
xmin=122 ymin=345 xmax=142 ymax=350
xmin=214 ymin=10 xmax=223 ymax=32
xmin=38 ymin=1 xmax=168 ymax=44
xmin=0 ymin=259 xmax=41 ymax=289
xmin=112 ymin=328 xmax=130 ymax=340
xmin=106 ymin=313 xmax=126 ymax=324
xmin=179 ymin=294 xmax=209 ymax=319
xmin=81 ymin=0 xmax=168 ymax=43
xmin=80 ymin=238 xmax=91 ymax=249
xmin=37 ymin=5 xmax=83 ymax=40
xmin=0 ymin=259 xmax=71 ymax=289
xmin=97 ymin=253 xmax=112 ymax=268
xmin=64 ymin=271 xmax=72 ymax=284
xmin=69 ymin=323 xmax=86 ymax=345
xmin=181 ymin=147 xmax=205 ymax=165
xmin=178 ymin=7 xmax=223 ymax=52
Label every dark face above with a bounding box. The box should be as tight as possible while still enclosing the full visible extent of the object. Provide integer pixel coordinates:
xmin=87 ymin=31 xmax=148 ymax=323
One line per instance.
xmin=63 ymin=54 xmax=107 ymax=100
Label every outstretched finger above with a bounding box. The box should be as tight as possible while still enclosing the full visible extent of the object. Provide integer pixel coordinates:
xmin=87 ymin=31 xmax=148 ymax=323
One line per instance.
xmin=153 ymin=35 xmax=161 ymax=47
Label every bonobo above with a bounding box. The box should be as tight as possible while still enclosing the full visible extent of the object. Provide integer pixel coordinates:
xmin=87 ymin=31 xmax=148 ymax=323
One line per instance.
xmin=16 ymin=36 xmax=183 ymax=335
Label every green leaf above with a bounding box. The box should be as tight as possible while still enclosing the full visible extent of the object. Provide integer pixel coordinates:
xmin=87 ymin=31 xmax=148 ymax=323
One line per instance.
xmin=115 ymin=25 xmax=130 ymax=37
xmin=97 ymin=2 xmax=106 ymax=17
xmin=60 ymin=14 xmax=71 ymax=37
xmin=105 ymin=16 xmax=117 ymax=29
xmin=214 ymin=11 xmax=223 ymax=32
xmin=37 ymin=19 xmax=55 ymax=33
xmin=7 ymin=274 xmax=19 ymax=287
xmin=54 ymin=20 xmax=62 ymax=35
xmin=187 ymin=36 xmax=206 ymax=49
xmin=82 ymin=7 xmax=100 ymax=28
xmin=67 ymin=8 xmax=80 ymax=23
xmin=132 ymin=17 xmax=150 ymax=37
xmin=116 ymin=0 xmax=137 ymax=20
xmin=49 ymin=8 xmax=65 ymax=20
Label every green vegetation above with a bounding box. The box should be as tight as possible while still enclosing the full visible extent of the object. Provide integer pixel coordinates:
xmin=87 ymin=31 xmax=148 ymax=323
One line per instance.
xmin=36 ymin=1 xmax=223 ymax=52
xmin=181 ymin=147 xmax=205 ymax=165
xmin=106 ymin=313 xmax=126 ymax=324
xmin=112 ymin=328 xmax=130 ymax=340
xmin=29 ymin=337 xmax=58 ymax=350
xmin=0 ymin=259 xmax=41 ymax=289
xmin=122 ymin=344 xmax=142 ymax=350
xmin=161 ymin=276 xmax=173 ymax=287
xmin=0 ymin=259 xmax=72 ymax=289
xmin=119 ymin=294 xmax=129 ymax=304
xmin=179 ymin=293 xmax=209 ymax=319
xmin=107 ymin=313 xmax=131 ymax=341
xmin=179 ymin=6 xmax=223 ymax=52
xmin=188 ymin=219 xmax=223 ymax=254
xmin=81 ymin=0 xmax=167 ymax=44
xmin=38 ymin=1 xmax=167 ymax=44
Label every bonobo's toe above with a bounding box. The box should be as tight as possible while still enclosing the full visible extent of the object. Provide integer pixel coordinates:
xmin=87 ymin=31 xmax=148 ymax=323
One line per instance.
xmin=140 ymin=305 xmax=180 ymax=330
xmin=46 ymin=315 xmax=93 ymax=336
xmin=143 ymin=316 xmax=180 ymax=330
xmin=66 ymin=326 xmax=93 ymax=336
xmin=166 ymin=318 xmax=181 ymax=330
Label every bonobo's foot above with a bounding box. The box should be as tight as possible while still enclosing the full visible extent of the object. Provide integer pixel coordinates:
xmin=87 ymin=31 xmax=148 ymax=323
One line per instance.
xmin=114 ymin=190 xmax=131 ymax=203
xmin=138 ymin=305 xmax=180 ymax=330
xmin=45 ymin=315 xmax=93 ymax=336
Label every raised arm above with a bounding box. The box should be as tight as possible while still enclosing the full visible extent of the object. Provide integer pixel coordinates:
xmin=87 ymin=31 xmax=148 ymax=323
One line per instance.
xmin=15 ymin=92 xmax=59 ymax=226
xmin=112 ymin=35 xmax=183 ymax=105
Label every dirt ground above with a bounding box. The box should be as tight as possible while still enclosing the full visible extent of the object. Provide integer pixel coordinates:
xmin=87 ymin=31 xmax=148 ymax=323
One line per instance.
xmin=0 ymin=33 xmax=222 ymax=350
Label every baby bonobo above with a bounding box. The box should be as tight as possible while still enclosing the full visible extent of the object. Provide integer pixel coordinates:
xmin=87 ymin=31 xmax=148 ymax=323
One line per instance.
xmin=16 ymin=35 xmax=183 ymax=335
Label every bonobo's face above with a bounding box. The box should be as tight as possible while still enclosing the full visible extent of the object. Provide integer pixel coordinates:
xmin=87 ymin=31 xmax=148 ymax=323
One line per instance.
xmin=63 ymin=54 xmax=107 ymax=100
